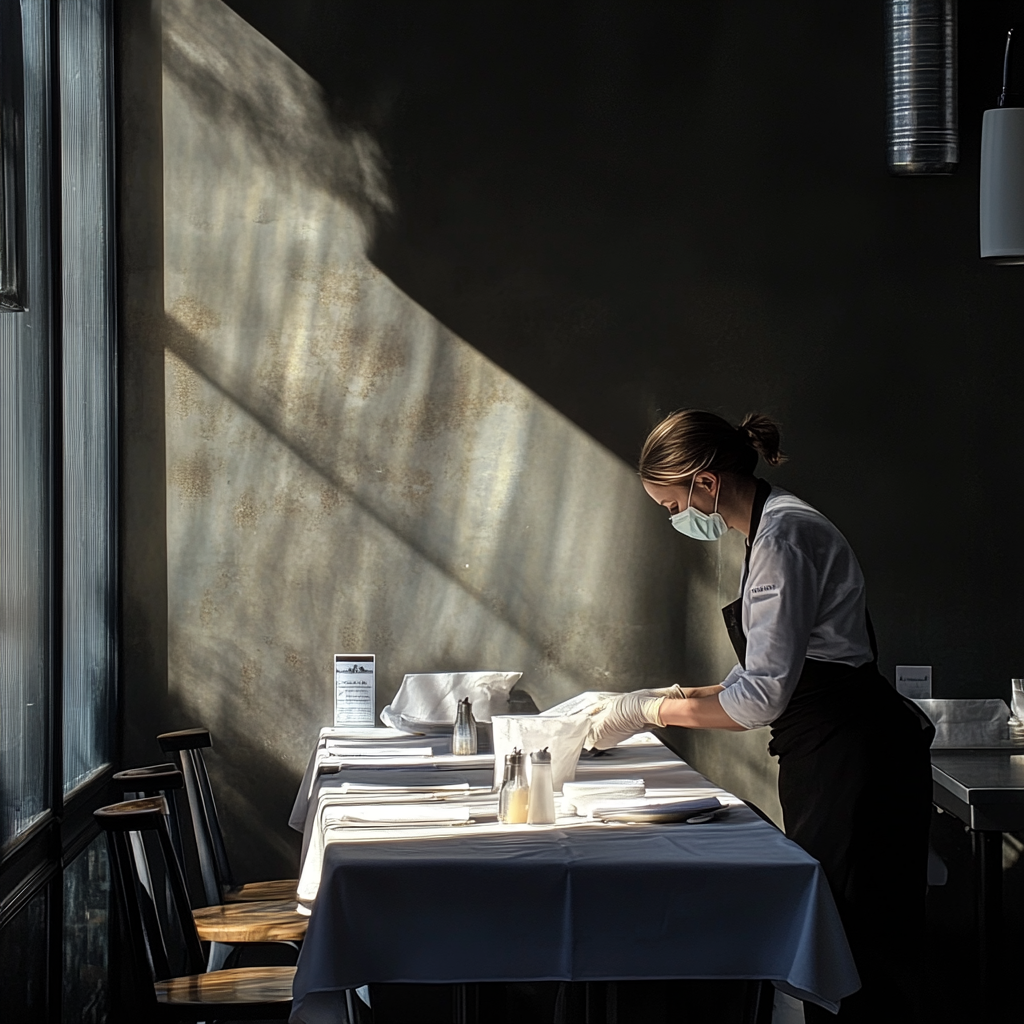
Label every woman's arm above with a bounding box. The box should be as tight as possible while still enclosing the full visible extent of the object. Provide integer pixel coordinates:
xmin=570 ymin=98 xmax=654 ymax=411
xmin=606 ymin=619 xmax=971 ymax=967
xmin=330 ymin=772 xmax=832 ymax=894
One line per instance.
xmin=679 ymin=684 xmax=726 ymax=700
xmin=659 ymin=693 xmax=747 ymax=731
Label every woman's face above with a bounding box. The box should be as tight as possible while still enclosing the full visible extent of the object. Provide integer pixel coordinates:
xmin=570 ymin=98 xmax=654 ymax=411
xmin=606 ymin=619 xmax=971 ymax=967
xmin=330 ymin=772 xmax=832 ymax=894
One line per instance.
xmin=642 ymin=474 xmax=718 ymax=517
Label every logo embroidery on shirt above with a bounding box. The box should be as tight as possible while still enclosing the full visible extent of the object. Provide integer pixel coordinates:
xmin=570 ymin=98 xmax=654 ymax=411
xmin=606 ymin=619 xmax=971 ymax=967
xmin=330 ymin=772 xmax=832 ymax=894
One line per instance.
xmin=749 ymin=583 xmax=779 ymax=595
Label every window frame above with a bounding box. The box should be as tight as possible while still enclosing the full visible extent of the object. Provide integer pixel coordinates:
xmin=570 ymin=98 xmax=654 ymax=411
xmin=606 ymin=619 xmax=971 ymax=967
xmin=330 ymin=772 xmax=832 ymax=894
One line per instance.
xmin=0 ymin=1 xmax=120 ymax=1019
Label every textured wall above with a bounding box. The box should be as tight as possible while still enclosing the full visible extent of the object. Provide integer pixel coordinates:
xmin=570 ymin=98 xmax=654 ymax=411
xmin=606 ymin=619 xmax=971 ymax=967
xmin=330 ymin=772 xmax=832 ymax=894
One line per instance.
xmin=153 ymin=0 xmax=778 ymax=875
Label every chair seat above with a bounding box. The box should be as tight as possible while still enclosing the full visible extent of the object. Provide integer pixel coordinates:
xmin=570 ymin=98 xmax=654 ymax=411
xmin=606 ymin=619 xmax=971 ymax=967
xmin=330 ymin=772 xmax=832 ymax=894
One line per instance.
xmin=224 ymin=878 xmax=299 ymax=903
xmin=155 ymin=965 xmax=296 ymax=1005
xmin=192 ymin=900 xmax=308 ymax=943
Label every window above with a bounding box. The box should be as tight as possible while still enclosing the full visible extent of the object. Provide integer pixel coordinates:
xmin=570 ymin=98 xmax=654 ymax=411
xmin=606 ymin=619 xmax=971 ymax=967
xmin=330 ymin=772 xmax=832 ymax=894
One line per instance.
xmin=0 ymin=1 xmax=117 ymax=1020
xmin=60 ymin=0 xmax=116 ymax=797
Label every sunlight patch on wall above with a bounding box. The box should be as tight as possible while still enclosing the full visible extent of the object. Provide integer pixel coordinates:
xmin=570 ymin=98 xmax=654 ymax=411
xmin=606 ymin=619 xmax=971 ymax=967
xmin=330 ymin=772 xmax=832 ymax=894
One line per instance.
xmin=160 ymin=0 xmax=751 ymax=796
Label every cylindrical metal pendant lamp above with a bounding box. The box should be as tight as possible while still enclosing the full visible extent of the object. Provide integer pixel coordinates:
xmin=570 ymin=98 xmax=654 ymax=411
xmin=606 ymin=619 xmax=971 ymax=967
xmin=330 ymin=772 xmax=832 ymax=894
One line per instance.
xmin=885 ymin=0 xmax=959 ymax=175
xmin=980 ymin=31 xmax=1024 ymax=264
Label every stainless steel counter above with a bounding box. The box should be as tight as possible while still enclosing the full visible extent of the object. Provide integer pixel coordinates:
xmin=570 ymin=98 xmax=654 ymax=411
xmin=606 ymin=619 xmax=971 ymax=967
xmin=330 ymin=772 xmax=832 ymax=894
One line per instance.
xmin=929 ymin=747 xmax=1024 ymax=1014
xmin=931 ymin=749 xmax=1024 ymax=831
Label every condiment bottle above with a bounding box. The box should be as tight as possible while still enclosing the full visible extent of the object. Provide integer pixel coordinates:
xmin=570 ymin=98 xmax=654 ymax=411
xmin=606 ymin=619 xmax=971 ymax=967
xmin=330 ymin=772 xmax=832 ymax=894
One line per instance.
xmin=452 ymin=697 xmax=478 ymax=755
xmin=497 ymin=751 xmax=515 ymax=814
xmin=527 ymin=747 xmax=555 ymax=825
xmin=499 ymin=748 xmax=529 ymax=824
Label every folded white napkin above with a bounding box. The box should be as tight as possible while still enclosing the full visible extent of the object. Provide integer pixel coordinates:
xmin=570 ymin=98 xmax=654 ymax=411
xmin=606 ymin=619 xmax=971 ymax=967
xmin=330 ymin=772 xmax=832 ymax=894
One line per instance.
xmin=340 ymin=781 xmax=472 ymax=794
xmin=561 ymin=780 xmax=646 ymax=816
xmin=323 ymin=804 xmax=472 ymax=826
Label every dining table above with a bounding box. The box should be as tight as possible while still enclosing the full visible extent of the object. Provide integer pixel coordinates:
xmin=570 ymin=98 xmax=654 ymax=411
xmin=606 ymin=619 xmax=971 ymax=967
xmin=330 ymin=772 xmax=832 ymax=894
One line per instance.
xmin=286 ymin=727 xmax=860 ymax=1024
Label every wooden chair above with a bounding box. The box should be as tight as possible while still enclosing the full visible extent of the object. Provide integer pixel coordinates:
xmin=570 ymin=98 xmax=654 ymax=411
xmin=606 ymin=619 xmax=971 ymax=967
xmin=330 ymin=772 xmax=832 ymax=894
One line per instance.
xmin=95 ymin=797 xmax=295 ymax=1021
xmin=158 ymin=728 xmax=299 ymax=904
xmin=116 ymin=761 xmax=307 ymax=968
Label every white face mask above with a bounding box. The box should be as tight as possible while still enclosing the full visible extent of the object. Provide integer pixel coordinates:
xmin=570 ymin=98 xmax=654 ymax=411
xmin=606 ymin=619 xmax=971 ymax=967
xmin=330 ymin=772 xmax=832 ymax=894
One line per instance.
xmin=670 ymin=477 xmax=728 ymax=542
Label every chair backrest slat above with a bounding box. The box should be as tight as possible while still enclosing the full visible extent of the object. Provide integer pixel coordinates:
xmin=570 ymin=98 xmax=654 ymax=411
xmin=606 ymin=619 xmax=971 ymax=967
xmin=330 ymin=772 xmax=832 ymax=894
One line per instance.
xmin=177 ymin=748 xmax=224 ymax=906
xmin=156 ymin=729 xmax=237 ymax=903
xmin=156 ymin=822 xmax=205 ymax=973
xmin=106 ymin=829 xmax=161 ymax=1013
xmin=97 ymin=798 xmax=206 ymax=994
xmin=190 ymin=746 xmax=236 ymax=890
xmin=129 ymin=829 xmax=173 ymax=981
xmin=118 ymin=766 xmax=188 ymax=874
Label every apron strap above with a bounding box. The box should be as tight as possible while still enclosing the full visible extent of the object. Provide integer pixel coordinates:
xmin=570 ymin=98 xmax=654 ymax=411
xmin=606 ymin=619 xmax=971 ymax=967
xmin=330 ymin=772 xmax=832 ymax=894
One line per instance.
xmin=740 ymin=477 xmax=772 ymax=591
xmin=865 ymin=608 xmax=879 ymax=665
xmin=723 ymin=478 xmax=772 ymax=668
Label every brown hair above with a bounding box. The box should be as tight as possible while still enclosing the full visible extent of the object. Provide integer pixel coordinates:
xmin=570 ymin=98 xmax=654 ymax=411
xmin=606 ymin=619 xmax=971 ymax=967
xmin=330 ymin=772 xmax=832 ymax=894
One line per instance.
xmin=638 ymin=410 xmax=787 ymax=485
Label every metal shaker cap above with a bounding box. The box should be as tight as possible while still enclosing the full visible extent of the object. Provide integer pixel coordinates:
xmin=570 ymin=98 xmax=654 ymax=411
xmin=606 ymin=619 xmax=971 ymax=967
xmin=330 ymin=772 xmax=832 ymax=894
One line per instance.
xmin=530 ymin=747 xmax=551 ymax=764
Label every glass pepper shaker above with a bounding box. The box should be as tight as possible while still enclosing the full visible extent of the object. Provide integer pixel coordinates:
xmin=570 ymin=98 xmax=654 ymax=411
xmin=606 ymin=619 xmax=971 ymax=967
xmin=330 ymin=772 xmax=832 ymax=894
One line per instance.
xmin=497 ymin=751 xmax=515 ymax=802
xmin=452 ymin=697 xmax=478 ymax=755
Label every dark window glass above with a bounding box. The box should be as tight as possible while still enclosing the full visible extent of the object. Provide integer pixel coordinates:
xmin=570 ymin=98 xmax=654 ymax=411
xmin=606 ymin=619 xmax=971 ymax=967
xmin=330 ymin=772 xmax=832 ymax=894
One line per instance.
xmin=60 ymin=0 xmax=116 ymax=796
xmin=0 ymin=887 xmax=49 ymax=1023
xmin=0 ymin=0 xmax=53 ymax=848
xmin=63 ymin=835 xmax=111 ymax=1024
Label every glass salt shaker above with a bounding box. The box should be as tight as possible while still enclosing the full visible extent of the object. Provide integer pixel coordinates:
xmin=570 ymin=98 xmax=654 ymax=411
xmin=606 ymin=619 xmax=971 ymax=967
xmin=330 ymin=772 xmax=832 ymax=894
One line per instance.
xmin=497 ymin=751 xmax=515 ymax=815
xmin=499 ymin=748 xmax=529 ymax=824
xmin=452 ymin=697 xmax=478 ymax=755
xmin=527 ymin=747 xmax=555 ymax=825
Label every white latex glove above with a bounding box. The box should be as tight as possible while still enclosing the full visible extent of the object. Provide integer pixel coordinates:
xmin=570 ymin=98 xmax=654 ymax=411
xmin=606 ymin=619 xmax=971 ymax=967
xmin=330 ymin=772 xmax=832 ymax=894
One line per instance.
xmin=585 ymin=691 xmax=672 ymax=750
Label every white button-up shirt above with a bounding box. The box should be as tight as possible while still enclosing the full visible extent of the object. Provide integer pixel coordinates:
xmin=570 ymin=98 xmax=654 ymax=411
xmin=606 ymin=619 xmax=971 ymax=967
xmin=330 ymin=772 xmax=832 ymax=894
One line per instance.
xmin=717 ymin=488 xmax=874 ymax=730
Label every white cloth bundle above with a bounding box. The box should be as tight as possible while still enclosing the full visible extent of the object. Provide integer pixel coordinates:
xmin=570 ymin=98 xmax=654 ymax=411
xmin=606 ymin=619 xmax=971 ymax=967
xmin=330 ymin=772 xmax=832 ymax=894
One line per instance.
xmin=491 ymin=713 xmax=592 ymax=792
xmin=538 ymin=691 xmax=618 ymax=717
xmin=380 ymin=672 xmax=523 ymax=733
xmin=913 ymin=699 xmax=1011 ymax=747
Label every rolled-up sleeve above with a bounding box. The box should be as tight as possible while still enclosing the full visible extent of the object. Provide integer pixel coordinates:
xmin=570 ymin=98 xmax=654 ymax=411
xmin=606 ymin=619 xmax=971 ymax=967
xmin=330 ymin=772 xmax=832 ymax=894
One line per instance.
xmin=718 ymin=537 xmax=819 ymax=729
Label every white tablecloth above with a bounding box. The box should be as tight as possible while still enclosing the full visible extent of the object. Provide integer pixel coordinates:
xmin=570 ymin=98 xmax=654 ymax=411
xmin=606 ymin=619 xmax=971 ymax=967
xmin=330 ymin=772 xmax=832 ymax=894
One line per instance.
xmin=289 ymin=736 xmax=859 ymax=1023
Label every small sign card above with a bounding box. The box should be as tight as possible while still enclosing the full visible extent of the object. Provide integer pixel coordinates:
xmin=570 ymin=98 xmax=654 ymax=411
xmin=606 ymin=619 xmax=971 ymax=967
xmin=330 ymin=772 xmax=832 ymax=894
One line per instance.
xmin=895 ymin=665 xmax=932 ymax=699
xmin=334 ymin=654 xmax=376 ymax=727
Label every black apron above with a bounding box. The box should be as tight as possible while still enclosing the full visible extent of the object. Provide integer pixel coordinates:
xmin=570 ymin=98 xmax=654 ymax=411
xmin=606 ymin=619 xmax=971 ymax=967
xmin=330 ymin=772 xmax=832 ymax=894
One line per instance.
xmin=725 ymin=480 xmax=934 ymax=1024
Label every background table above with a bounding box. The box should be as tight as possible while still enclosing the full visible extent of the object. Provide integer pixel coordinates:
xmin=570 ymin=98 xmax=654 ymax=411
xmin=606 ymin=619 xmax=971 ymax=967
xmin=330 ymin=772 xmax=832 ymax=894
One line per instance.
xmin=930 ymin=748 xmax=1024 ymax=1012
xmin=288 ymin=736 xmax=858 ymax=1024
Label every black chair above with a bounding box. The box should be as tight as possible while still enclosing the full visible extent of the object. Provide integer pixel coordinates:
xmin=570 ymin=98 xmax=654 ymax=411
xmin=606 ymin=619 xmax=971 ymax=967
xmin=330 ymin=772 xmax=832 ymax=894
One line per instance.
xmin=112 ymin=763 xmax=306 ymax=968
xmin=95 ymin=797 xmax=294 ymax=1021
xmin=158 ymin=728 xmax=299 ymax=905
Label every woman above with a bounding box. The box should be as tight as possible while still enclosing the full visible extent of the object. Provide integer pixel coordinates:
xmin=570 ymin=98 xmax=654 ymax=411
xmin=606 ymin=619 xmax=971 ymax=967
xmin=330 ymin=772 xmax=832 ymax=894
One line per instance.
xmin=586 ymin=410 xmax=933 ymax=1023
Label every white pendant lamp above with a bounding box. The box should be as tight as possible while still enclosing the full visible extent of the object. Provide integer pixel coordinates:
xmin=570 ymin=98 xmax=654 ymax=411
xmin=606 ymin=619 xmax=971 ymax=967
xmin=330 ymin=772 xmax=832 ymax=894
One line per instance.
xmin=981 ymin=29 xmax=1024 ymax=264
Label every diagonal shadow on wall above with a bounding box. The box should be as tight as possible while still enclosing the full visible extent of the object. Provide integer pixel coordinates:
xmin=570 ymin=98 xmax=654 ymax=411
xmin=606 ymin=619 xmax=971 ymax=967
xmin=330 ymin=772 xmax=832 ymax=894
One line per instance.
xmin=147 ymin=0 xmax=780 ymax=881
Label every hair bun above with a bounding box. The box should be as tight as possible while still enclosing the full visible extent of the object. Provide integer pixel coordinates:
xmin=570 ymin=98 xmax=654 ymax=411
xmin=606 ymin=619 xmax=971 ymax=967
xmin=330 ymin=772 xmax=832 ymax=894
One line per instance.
xmin=738 ymin=413 xmax=787 ymax=468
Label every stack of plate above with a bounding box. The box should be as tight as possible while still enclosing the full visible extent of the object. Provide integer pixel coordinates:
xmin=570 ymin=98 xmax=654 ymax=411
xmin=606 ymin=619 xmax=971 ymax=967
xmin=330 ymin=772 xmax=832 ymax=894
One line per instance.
xmin=561 ymin=779 xmax=645 ymax=817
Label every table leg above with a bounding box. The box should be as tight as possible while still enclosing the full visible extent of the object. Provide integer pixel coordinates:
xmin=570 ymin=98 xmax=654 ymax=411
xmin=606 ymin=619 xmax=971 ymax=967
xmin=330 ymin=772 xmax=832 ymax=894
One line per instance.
xmin=971 ymin=829 xmax=1003 ymax=1011
xmin=744 ymin=980 xmax=774 ymax=1024
xmin=451 ymin=982 xmax=478 ymax=1024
